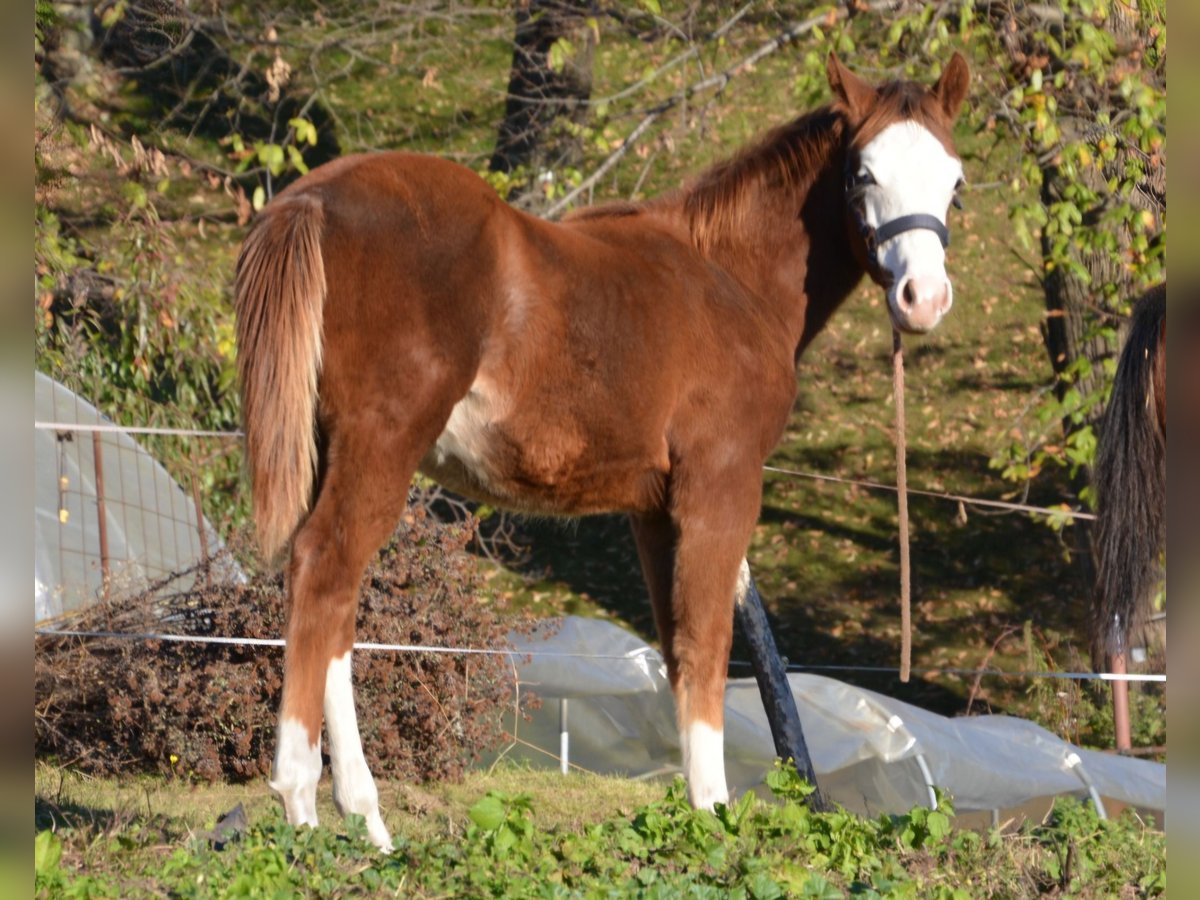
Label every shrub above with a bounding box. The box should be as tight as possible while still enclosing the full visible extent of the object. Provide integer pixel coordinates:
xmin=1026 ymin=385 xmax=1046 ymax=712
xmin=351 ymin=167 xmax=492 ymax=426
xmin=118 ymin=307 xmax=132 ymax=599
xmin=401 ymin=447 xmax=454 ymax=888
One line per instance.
xmin=35 ymin=509 xmax=535 ymax=783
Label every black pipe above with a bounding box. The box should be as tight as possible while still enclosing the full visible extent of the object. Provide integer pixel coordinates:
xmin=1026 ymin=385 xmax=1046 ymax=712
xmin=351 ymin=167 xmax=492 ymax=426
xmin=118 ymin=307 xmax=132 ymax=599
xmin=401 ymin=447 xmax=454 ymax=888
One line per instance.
xmin=733 ymin=571 xmax=830 ymax=812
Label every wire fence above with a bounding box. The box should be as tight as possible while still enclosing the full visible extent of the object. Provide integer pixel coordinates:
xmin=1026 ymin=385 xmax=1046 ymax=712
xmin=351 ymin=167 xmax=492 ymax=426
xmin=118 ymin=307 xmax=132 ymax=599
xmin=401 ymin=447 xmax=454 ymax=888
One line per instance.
xmin=33 ymin=418 xmax=1162 ymax=687
xmin=34 ymin=411 xmax=241 ymax=622
xmin=32 ymin=626 xmax=1166 ymax=684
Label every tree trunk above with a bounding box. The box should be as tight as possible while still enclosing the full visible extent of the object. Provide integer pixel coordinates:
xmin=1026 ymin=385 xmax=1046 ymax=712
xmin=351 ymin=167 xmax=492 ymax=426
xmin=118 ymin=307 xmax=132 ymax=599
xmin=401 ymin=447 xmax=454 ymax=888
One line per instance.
xmin=1037 ymin=1 xmax=1163 ymax=418
xmin=490 ymin=0 xmax=596 ymax=211
xmin=996 ymin=0 xmax=1165 ymax=596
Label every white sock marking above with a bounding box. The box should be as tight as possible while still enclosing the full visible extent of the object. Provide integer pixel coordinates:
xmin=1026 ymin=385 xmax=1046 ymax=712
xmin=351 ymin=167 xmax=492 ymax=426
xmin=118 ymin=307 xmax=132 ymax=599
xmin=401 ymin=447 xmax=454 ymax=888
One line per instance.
xmin=269 ymin=717 xmax=321 ymax=828
xmin=324 ymin=652 xmax=392 ymax=851
xmin=734 ymin=558 xmax=752 ymax=605
xmin=684 ymin=720 xmax=728 ymax=810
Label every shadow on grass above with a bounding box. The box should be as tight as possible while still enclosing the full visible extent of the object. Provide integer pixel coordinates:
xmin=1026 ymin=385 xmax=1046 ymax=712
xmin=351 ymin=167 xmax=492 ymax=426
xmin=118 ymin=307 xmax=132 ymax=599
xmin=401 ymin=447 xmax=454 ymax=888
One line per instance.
xmin=36 ymin=795 xmax=119 ymax=833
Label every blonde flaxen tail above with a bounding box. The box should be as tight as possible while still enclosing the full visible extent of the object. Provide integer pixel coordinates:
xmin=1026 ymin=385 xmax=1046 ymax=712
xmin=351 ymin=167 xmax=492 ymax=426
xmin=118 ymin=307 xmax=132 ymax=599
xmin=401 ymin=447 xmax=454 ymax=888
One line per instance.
xmin=234 ymin=194 xmax=327 ymax=561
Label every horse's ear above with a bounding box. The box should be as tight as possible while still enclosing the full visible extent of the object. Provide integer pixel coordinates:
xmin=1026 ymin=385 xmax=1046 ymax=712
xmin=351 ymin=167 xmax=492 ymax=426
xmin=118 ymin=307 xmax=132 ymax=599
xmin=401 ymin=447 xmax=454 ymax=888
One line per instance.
xmin=826 ymin=52 xmax=875 ymax=120
xmin=932 ymin=52 xmax=970 ymax=120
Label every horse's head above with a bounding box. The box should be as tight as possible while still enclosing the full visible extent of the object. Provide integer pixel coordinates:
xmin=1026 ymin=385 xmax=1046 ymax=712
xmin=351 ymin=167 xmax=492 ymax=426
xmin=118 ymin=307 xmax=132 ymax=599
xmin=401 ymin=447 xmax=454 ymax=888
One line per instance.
xmin=828 ymin=53 xmax=970 ymax=334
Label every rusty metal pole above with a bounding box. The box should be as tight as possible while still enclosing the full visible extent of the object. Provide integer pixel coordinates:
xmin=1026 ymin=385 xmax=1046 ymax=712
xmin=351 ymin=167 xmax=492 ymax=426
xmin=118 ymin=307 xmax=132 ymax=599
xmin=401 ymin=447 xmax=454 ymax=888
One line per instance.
xmin=92 ymin=431 xmax=110 ymax=597
xmin=1111 ymin=652 xmax=1132 ymax=752
xmin=189 ymin=452 xmax=211 ymax=586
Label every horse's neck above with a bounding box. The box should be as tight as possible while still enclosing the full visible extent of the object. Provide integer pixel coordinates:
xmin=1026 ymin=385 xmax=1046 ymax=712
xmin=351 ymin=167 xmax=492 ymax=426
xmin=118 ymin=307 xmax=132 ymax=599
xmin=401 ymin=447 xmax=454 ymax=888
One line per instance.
xmin=689 ymin=147 xmax=867 ymax=364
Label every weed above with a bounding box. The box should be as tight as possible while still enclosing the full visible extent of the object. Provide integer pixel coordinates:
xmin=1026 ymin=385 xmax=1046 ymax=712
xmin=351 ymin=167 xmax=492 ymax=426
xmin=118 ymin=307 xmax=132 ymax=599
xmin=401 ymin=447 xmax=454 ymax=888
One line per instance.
xmin=35 ymin=763 xmax=1163 ymax=899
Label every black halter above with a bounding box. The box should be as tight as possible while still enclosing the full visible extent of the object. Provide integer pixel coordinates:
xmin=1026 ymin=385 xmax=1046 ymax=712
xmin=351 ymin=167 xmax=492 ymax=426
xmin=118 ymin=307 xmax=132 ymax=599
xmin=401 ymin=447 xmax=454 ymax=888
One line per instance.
xmin=844 ymin=161 xmax=957 ymax=278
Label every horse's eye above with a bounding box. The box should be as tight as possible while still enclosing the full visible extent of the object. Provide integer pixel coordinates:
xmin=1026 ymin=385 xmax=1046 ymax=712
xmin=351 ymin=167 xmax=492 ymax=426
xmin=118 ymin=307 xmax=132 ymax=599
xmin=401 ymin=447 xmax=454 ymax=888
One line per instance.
xmin=952 ymin=177 xmax=965 ymax=210
xmin=846 ymin=168 xmax=876 ymax=193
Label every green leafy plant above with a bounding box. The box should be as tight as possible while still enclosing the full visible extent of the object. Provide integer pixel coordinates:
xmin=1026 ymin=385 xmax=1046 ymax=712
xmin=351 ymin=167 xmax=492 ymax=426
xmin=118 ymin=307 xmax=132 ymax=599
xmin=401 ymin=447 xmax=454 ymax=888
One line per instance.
xmin=989 ymin=0 xmax=1165 ymax=518
xmin=35 ymin=763 xmax=1165 ymax=899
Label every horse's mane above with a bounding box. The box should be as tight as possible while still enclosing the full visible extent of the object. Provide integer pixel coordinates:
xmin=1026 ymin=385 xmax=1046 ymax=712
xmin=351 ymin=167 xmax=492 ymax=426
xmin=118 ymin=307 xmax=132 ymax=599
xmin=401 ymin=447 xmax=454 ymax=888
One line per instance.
xmin=679 ymin=106 xmax=844 ymax=255
xmin=563 ymin=200 xmax=643 ymax=222
xmin=565 ymin=79 xmax=954 ymax=252
xmin=677 ymin=79 xmax=957 ymax=255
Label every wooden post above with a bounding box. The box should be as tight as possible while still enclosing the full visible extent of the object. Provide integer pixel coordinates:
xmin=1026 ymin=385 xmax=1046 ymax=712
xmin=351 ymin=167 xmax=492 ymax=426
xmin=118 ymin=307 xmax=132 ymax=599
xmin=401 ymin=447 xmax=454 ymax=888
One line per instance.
xmin=734 ymin=571 xmax=830 ymax=811
xmin=92 ymin=431 xmax=110 ymax=598
xmin=1111 ymin=652 xmax=1132 ymax=752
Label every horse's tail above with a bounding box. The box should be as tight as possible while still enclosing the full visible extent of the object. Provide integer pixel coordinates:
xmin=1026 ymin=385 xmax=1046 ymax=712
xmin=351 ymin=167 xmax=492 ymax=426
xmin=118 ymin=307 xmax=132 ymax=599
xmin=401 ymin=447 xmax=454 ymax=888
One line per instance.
xmin=1090 ymin=283 xmax=1166 ymax=668
xmin=234 ymin=194 xmax=328 ymax=561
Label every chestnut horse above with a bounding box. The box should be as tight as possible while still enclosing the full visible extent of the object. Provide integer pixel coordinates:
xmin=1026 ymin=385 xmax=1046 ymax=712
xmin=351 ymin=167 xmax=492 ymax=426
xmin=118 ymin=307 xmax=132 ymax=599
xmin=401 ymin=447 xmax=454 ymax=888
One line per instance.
xmin=236 ymin=53 xmax=970 ymax=849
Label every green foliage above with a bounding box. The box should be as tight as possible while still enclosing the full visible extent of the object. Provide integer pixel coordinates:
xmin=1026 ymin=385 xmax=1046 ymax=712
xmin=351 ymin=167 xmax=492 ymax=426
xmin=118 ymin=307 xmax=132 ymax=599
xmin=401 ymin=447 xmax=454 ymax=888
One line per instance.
xmin=1018 ymin=621 xmax=1166 ymax=749
xmin=34 ymin=830 xmax=62 ymax=880
xmin=1032 ymin=797 xmax=1166 ymax=896
xmin=989 ymin=351 xmax=1115 ymax=520
xmin=221 ymin=117 xmax=319 ymax=210
xmin=989 ymin=0 xmax=1165 ymax=511
xmin=547 ymin=36 xmax=576 ymax=74
xmin=34 ymin=0 xmax=57 ymax=43
xmin=34 ymin=191 xmax=246 ymax=528
xmin=35 ymin=764 xmax=1164 ymax=899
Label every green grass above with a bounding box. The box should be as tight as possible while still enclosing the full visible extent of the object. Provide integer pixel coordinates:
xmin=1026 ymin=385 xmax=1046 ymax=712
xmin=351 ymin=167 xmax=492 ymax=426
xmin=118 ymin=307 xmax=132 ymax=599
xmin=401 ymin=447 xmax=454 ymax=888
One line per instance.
xmin=35 ymin=761 xmax=1164 ymax=899
xmin=34 ymin=760 xmax=665 ymax=849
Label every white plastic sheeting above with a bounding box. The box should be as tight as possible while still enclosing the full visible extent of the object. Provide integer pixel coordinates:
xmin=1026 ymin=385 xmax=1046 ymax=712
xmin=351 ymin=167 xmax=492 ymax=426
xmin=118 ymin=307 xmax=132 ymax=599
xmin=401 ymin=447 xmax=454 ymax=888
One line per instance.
xmin=34 ymin=372 xmax=242 ymax=622
xmin=504 ymin=617 xmax=1165 ymax=821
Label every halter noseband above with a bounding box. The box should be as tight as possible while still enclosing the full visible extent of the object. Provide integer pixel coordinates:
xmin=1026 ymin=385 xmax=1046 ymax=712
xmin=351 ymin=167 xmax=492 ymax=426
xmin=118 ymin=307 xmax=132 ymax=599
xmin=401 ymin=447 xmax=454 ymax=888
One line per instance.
xmin=844 ymin=162 xmax=957 ymax=279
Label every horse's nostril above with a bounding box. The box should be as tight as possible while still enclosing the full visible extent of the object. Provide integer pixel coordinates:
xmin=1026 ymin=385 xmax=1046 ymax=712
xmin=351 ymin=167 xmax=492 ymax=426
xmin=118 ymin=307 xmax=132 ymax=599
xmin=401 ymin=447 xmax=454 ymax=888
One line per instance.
xmin=902 ymin=280 xmax=918 ymax=309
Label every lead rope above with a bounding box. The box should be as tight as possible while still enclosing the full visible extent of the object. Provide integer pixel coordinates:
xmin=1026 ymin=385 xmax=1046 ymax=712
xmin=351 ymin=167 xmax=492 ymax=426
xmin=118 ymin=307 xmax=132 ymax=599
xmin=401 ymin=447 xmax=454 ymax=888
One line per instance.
xmin=892 ymin=328 xmax=912 ymax=683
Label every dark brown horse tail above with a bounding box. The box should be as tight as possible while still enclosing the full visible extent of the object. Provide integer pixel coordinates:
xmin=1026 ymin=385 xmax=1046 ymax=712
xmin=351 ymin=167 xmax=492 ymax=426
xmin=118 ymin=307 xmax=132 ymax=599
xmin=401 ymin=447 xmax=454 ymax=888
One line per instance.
xmin=234 ymin=195 xmax=328 ymax=561
xmin=1090 ymin=283 xmax=1166 ymax=669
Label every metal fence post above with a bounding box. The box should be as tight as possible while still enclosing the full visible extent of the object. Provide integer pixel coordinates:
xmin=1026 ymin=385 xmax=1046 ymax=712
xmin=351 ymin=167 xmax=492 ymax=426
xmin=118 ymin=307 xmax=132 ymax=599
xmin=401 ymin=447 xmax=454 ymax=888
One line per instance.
xmin=91 ymin=431 xmax=110 ymax=597
xmin=559 ymin=697 xmax=569 ymax=775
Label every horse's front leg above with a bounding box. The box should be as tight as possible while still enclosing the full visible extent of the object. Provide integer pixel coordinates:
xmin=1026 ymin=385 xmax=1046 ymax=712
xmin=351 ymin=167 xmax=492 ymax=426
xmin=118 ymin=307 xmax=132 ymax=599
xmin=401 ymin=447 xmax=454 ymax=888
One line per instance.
xmin=661 ymin=466 xmax=763 ymax=810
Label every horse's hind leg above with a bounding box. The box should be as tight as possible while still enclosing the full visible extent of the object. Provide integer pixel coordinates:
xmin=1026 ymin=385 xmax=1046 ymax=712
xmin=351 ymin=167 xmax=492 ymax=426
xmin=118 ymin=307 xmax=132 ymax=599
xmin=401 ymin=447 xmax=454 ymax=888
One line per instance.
xmin=272 ymin=423 xmax=434 ymax=851
xmin=630 ymin=510 xmax=678 ymax=688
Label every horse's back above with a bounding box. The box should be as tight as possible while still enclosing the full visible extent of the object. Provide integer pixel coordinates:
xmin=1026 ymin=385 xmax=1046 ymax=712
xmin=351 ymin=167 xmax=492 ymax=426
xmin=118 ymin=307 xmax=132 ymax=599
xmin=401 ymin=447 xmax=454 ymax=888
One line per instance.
xmin=256 ymin=150 xmax=796 ymax=516
xmin=278 ymin=151 xmax=511 ymax=288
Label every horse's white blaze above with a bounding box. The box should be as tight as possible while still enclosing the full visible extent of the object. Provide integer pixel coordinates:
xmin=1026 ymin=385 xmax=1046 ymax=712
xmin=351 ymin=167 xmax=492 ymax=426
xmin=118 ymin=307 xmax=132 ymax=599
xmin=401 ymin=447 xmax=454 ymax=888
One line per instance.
xmin=684 ymin=720 xmax=729 ymax=810
xmin=324 ymin=652 xmax=392 ymax=852
xmin=269 ymin=717 xmax=322 ymax=829
xmin=856 ymin=121 xmax=963 ymax=333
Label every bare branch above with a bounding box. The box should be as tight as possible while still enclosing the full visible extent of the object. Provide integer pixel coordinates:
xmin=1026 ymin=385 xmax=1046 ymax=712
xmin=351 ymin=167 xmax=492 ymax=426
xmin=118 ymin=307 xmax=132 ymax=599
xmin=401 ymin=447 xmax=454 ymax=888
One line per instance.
xmin=546 ymin=2 xmax=904 ymax=218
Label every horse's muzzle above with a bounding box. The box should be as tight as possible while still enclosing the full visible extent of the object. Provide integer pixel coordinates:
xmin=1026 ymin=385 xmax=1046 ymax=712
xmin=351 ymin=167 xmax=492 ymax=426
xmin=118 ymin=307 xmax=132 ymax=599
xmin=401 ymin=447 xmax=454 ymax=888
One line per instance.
xmin=889 ymin=274 xmax=953 ymax=334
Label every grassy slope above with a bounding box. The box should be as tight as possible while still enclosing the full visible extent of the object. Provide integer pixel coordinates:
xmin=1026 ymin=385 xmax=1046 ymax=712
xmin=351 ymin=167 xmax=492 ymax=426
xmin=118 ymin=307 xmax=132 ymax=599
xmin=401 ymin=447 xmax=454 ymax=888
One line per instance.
xmin=35 ymin=760 xmax=1165 ymax=899
xmin=34 ymin=759 xmax=664 ymax=849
